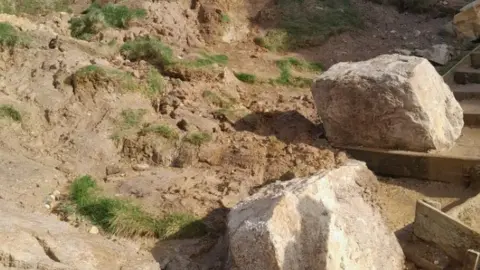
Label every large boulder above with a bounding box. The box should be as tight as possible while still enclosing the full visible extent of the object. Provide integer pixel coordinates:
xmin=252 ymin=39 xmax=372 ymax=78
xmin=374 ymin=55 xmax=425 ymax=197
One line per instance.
xmin=453 ymin=0 xmax=480 ymax=40
xmin=227 ymin=160 xmax=404 ymax=270
xmin=311 ymin=54 xmax=464 ymax=152
xmin=0 ymin=201 xmax=159 ymax=270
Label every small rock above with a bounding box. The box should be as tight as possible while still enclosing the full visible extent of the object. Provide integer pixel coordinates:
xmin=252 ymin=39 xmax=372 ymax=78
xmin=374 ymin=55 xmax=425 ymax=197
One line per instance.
xmin=48 ymin=36 xmax=58 ymax=49
xmin=177 ymin=119 xmax=189 ymax=131
xmin=132 ymin=163 xmax=150 ymax=171
xmin=414 ymin=30 xmax=421 ymax=37
xmin=279 ymin=170 xmax=296 ymax=181
xmin=133 ymin=70 xmax=141 ymax=78
xmin=89 ymin=226 xmax=99 ymax=234
xmin=415 ymin=44 xmax=451 ymax=65
xmin=393 ymin=49 xmax=412 ymax=56
xmin=106 ymin=165 xmax=122 ymax=176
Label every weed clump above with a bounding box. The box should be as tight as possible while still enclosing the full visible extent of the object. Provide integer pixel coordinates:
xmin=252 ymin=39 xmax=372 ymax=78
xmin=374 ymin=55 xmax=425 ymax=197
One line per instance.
xmin=0 ymin=22 xmax=29 ymax=47
xmin=0 ymin=0 xmax=72 ymax=15
xmin=234 ymin=72 xmax=256 ymax=84
xmin=255 ymin=0 xmax=361 ymax=50
xmin=184 ymin=132 xmax=211 ymax=146
xmin=62 ymin=175 xmax=206 ymax=238
xmin=142 ymin=125 xmax=178 ymax=140
xmin=272 ymin=58 xmax=321 ymax=87
xmin=202 ymin=90 xmax=232 ymax=109
xmin=121 ymin=37 xmax=174 ymax=69
xmin=187 ymin=53 xmax=228 ymax=68
xmin=69 ymin=2 xmax=146 ymax=40
xmin=0 ymin=104 xmax=21 ymax=122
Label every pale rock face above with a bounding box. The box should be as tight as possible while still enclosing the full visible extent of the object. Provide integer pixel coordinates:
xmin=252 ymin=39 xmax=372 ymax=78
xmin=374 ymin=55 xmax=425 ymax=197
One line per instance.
xmin=0 ymin=202 xmax=159 ymax=270
xmin=227 ymin=160 xmax=404 ymax=270
xmin=311 ymin=54 xmax=463 ymax=152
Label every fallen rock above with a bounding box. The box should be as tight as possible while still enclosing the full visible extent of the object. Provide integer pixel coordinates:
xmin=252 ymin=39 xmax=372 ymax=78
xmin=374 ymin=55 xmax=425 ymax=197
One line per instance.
xmin=89 ymin=226 xmax=99 ymax=234
xmin=311 ymin=54 xmax=464 ymax=152
xmin=133 ymin=163 xmax=150 ymax=171
xmin=106 ymin=164 xmax=122 ymax=175
xmin=414 ymin=44 xmax=451 ymax=65
xmin=0 ymin=201 xmax=159 ymax=269
xmin=227 ymin=160 xmax=404 ymax=270
xmin=453 ymin=0 xmax=480 ymax=40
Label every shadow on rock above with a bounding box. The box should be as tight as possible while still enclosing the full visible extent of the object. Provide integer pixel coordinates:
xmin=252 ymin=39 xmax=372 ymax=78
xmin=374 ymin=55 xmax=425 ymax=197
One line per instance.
xmin=151 ymin=207 xmax=230 ymax=270
xmin=281 ymin=196 xmax=329 ymax=270
xmin=233 ymin=110 xmax=325 ymax=147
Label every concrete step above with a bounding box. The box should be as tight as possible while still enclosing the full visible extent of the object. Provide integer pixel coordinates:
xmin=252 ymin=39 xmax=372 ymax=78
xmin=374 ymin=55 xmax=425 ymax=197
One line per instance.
xmin=342 ymin=127 xmax=480 ymax=183
xmin=451 ymin=84 xmax=480 ymax=101
xmin=471 ymin=51 xmax=480 ymax=69
xmin=460 ymin=99 xmax=480 ymax=127
xmin=454 ymin=67 xmax=480 ymax=84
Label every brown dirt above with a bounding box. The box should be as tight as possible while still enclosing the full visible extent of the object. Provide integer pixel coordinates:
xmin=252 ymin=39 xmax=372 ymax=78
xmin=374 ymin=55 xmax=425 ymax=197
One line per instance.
xmin=0 ymin=0 xmax=475 ymax=269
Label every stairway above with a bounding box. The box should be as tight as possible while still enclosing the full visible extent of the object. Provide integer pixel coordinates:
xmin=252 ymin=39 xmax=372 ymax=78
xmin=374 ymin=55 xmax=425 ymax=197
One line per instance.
xmin=449 ymin=49 xmax=480 ymax=127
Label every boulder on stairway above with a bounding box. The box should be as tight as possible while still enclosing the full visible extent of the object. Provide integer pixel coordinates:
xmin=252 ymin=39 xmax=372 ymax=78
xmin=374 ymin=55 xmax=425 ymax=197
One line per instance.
xmin=227 ymin=160 xmax=405 ymax=270
xmin=311 ymin=54 xmax=464 ymax=152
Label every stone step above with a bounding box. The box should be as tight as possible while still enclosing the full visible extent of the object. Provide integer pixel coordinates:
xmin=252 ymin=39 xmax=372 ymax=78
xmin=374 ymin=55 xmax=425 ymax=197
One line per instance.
xmin=343 ymin=127 xmax=480 ymax=183
xmin=460 ymin=99 xmax=480 ymax=127
xmin=451 ymin=84 xmax=480 ymax=101
xmin=471 ymin=52 xmax=480 ymax=69
xmin=454 ymin=67 xmax=480 ymax=84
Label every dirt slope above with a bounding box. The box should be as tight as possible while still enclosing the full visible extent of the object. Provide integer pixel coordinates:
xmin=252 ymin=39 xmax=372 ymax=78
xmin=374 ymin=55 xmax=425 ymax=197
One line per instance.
xmin=0 ymin=0 xmax=472 ymax=269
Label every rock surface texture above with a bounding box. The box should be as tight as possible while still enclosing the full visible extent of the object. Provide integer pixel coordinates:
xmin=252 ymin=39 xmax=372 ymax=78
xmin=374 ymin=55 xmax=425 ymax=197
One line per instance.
xmin=227 ymin=160 xmax=404 ymax=270
xmin=453 ymin=0 xmax=480 ymax=40
xmin=311 ymin=54 xmax=464 ymax=152
xmin=0 ymin=201 xmax=159 ymax=270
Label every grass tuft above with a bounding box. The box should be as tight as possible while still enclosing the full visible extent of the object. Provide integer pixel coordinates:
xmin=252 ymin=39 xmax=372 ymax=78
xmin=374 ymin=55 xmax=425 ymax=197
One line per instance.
xmin=146 ymin=68 xmax=165 ymax=96
xmin=64 ymin=175 xmax=207 ymax=238
xmin=0 ymin=22 xmax=29 ymax=47
xmin=255 ymin=0 xmax=362 ymax=50
xmin=187 ymin=52 xmax=228 ymax=68
xmin=121 ymin=37 xmax=174 ymax=69
xmin=272 ymin=58 xmax=320 ymax=88
xmin=184 ymin=132 xmax=211 ymax=146
xmin=0 ymin=104 xmax=21 ymax=121
xmin=234 ymin=72 xmax=256 ymax=84
xmin=142 ymin=124 xmax=178 ymax=140
xmin=221 ymin=14 xmax=231 ymax=23
xmin=121 ymin=109 xmax=146 ymax=128
xmin=69 ymin=2 xmax=146 ymax=40
xmin=0 ymin=0 xmax=72 ymax=15
xmin=202 ymin=90 xmax=232 ymax=109
xmin=75 ymin=65 xmax=162 ymax=96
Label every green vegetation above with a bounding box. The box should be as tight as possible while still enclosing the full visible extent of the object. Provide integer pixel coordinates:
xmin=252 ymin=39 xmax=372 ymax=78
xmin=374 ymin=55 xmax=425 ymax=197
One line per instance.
xmin=187 ymin=53 xmax=229 ymax=68
xmin=69 ymin=2 xmax=146 ymax=40
xmin=75 ymin=65 xmax=164 ymax=96
xmin=142 ymin=124 xmax=178 ymax=140
xmin=0 ymin=0 xmax=72 ymax=15
xmin=110 ymin=108 xmax=146 ymax=143
xmin=0 ymin=105 xmax=21 ymax=122
xmin=75 ymin=65 xmax=136 ymax=91
xmin=221 ymin=14 xmax=231 ymax=23
xmin=146 ymin=68 xmax=165 ymax=96
xmin=202 ymin=90 xmax=233 ymax=109
xmin=63 ymin=175 xmax=206 ymax=238
xmin=255 ymin=0 xmax=362 ymax=51
xmin=271 ymin=57 xmax=322 ymax=87
xmin=0 ymin=22 xmax=29 ymax=47
xmin=277 ymin=57 xmax=323 ymax=72
xmin=121 ymin=109 xmax=146 ymax=129
xmin=183 ymin=132 xmax=211 ymax=146
xmin=234 ymin=72 xmax=256 ymax=84
xmin=121 ymin=37 xmax=174 ymax=69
